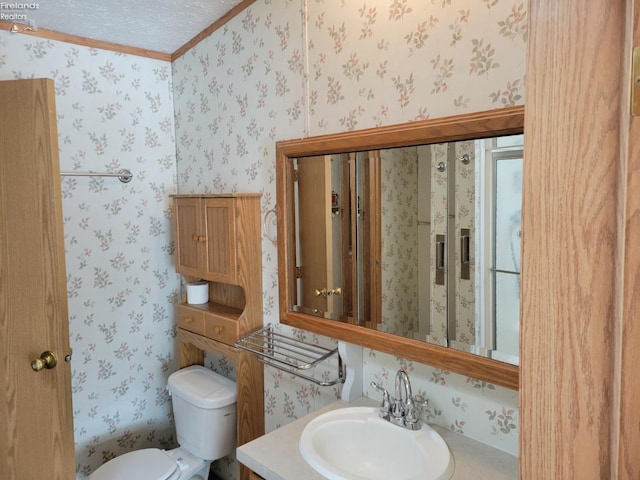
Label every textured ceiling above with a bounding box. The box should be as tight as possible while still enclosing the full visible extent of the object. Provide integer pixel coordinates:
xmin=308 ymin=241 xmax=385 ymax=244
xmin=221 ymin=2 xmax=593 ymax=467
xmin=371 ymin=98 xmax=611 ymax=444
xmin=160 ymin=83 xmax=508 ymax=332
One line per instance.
xmin=8 ymin=0 xmax=244 ymax=54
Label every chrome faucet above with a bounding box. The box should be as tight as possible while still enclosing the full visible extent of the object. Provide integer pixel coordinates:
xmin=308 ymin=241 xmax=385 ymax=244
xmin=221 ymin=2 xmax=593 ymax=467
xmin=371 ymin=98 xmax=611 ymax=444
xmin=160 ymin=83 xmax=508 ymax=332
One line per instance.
xmin=370 ymin=369 xmax=421 ymax=431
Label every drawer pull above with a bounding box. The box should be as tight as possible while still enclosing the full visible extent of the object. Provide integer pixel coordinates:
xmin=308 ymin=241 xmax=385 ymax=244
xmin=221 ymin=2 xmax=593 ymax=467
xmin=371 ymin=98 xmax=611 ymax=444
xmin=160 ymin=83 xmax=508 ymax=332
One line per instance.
xmin=184 ymin=317 xmax=193 ymax=324
xmin=213 ymin=326 xmax=223 ymax=334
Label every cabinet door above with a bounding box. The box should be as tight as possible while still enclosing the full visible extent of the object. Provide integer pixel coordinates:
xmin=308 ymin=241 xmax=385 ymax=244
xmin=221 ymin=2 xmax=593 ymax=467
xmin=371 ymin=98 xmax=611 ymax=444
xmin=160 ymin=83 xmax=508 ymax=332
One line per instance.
xmin=174 ymin=197 xmax=205 ymax=277
xmin=203 ymin=198 xmax=238 ymax=284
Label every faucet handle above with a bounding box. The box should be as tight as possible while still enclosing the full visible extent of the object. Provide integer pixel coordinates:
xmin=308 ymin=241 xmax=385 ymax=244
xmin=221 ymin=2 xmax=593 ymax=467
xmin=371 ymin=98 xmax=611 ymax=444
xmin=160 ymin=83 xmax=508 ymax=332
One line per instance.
xmin=370 ymin=381 xmax=392 ymax=417
xmin=404 ymin=401 xmax=420 ymax=428
xmin=399 ymin=391 xmax=421 ymax=430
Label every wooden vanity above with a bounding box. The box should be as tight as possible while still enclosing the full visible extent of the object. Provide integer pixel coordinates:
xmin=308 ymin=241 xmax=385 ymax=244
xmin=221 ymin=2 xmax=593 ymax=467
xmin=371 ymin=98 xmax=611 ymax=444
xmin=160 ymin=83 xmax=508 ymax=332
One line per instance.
xmin=172 ymin=193 xmax=264 ymax=480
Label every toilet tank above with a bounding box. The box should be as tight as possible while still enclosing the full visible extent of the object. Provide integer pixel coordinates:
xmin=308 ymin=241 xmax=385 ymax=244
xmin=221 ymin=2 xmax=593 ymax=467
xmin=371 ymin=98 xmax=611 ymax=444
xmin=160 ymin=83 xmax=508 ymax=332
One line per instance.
xmin=167 ymin=365 xmax=237 ymax=461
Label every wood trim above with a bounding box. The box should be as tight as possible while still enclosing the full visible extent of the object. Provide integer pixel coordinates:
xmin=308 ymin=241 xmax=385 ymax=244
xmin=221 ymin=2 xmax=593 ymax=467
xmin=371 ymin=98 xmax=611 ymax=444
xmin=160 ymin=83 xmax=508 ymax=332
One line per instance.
xmin=276 ymin=106 xmax=524 ymax=157
xmin=339 ymin=155 xmax=353 ymax=317
xmin=521 ymin=0 xmax=626 ymax=478
xmin=368 ymin=152 xmax=382 ymax=326
xmin=276 ymin=106 xmax=524 ymax=391
xmin=0 ymin=1 xmax=255 ymax=61
xmin=171 ymin=0 xmax=256 ymax=61
xmin=0 ymin=20 xmax=171 ymax=61
xmin=284 ymin=312 xmax=519 ymax=390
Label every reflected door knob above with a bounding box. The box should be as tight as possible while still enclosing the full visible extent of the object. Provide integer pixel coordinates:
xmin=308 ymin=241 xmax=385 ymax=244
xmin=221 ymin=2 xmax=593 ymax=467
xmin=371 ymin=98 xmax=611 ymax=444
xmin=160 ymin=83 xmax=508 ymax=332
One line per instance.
xmin=314 ymin=287 xmax=342 ymax=298
xmin=31 ymin=351 xmax=58 ymax=372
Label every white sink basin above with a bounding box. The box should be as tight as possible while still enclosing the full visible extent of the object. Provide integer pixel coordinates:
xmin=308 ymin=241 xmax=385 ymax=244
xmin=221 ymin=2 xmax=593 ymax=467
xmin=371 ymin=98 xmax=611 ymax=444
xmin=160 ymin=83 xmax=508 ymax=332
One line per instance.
xmin=299 ymin=406 xmax=454 ymax=480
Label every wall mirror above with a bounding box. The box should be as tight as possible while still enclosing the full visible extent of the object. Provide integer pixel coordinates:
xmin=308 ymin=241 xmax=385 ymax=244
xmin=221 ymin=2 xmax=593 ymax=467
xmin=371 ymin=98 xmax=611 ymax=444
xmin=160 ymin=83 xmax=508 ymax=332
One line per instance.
xmin=276 ymin=106 xmax=523 ymax=389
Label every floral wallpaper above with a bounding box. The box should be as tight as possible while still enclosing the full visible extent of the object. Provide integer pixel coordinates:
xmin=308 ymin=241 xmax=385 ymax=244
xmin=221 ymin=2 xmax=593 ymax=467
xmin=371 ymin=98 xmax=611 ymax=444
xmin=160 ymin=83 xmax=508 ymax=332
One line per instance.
xmin=363 ymin=349 xmax=518 ymax=453
xmin=379 ymin=147 xmax=419 ymax=338
xmin=377 ymin=139 xmax=478 ymax=349
xmin=452 ymin=140 xmax=477 ymax=350
xmin=0 ymin=31 xmax=180 ymax=479
xmin=429 ymin=142 xmax=450 ymax=346
xmin=2 ymin=0 xmax=525 ymax=478
xmin=306 ymin=0 xmax=526 ymax=133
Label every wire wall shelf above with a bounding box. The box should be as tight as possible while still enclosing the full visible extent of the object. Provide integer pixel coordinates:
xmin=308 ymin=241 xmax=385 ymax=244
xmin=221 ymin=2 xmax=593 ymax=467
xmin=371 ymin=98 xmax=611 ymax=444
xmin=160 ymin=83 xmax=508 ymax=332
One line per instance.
xmin=236 ymin=324 xmax=344 ymax=387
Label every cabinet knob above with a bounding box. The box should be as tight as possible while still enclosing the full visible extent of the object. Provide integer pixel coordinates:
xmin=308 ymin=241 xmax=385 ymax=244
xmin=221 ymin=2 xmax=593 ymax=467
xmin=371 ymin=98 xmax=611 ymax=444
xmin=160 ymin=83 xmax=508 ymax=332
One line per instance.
xmin=184 ymin=317 xmax=193 ymax=323
xmin=192 ymin=234 xmax=199 ymax=242
xmin=213 ymin=326 xmax=223 ymax=334
xmin=198 ymin=235 xmax=206 ymax=243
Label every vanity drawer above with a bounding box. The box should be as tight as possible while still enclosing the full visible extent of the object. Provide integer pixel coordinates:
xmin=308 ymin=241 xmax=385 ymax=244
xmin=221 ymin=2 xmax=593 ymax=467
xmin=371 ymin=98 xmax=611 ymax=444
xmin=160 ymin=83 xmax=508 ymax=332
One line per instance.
xmin=177 ymin=305 xmax=205 ymax=335
xmin=204 ymin=313 xmax=238 ymax=346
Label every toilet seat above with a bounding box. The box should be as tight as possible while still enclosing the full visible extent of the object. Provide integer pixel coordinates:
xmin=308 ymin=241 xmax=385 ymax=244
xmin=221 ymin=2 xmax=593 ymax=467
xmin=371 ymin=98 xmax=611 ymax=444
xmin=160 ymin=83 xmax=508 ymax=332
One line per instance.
xmin=90 ymin=448 xmax=180 ymax=480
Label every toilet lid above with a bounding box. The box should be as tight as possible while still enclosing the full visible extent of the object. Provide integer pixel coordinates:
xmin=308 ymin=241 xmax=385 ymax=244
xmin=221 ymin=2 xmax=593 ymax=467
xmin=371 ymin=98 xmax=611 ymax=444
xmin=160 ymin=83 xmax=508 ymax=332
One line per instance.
xmin=90 ymin=448 xmax=178 ymax=480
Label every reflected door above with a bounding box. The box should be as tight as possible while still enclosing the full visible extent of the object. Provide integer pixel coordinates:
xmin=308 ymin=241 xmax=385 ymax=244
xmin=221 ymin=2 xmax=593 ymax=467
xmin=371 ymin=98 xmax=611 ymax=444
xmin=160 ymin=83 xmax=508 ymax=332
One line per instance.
xmin=354 ymin=151 xmax=381 ymax=327
xmin=294 ymin=153 xmax=380 ymax=322
xmin=295 ymin=156 xmax=332 ymax=314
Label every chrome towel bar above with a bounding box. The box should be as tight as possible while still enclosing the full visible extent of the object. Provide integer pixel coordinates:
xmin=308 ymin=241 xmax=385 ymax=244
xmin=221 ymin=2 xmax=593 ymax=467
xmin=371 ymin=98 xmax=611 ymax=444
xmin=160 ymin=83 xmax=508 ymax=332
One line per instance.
xmin=236 ymin=324 xmax=345 ymax=387
xmin=60 ymin=168 xmax=133 ymax=183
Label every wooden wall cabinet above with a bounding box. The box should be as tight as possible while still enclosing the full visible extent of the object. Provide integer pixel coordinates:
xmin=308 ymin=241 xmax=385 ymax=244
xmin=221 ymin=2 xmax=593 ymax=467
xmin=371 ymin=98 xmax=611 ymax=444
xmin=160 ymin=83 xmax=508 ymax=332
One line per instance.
xmin=172 ymin=193 xmax=264 ymax=480
xmin=174 ymin=196 xmax=238 ymax=284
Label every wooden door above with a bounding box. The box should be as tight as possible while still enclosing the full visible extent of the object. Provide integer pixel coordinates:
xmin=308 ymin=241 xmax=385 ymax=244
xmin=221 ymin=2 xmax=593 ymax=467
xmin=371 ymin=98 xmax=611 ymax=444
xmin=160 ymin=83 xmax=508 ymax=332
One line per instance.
xmin=203 ymin=198 xmax=238 ymax=284
xmin=0 ymin=79 xmax=75 ymax=478
xmin=356 ymin=151 xmax=381 ymax=327
xmin=339 ymin=154 xmax=354 ymax=318
xmin=296 ymin=156 xmax=331 ymax=314
xmin=173 ymin=197 xmax=204 ymax=277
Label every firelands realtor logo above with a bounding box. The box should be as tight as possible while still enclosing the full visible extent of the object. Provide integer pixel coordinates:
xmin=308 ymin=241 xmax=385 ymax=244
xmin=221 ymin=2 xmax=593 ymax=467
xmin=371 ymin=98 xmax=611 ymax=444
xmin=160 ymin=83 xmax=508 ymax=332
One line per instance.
xmin=0 ymin=3 xmax=39 ymax=21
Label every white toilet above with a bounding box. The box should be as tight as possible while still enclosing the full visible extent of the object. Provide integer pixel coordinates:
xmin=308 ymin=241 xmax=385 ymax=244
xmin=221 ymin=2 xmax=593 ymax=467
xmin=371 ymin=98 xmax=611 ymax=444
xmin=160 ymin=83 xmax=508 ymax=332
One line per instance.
xmin=90 ymin=365 xmax=237 ymax=480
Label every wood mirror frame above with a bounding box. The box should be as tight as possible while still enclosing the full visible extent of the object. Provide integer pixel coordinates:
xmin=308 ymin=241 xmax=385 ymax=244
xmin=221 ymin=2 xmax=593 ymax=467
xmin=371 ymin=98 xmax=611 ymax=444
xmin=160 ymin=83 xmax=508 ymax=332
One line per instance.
xmin=276 ymin=105 xmax=523 ymax=390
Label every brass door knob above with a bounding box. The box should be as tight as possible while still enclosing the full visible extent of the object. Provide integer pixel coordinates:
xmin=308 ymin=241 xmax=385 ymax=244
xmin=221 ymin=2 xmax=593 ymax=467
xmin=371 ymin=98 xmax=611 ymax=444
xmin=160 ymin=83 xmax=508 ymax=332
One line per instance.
xmin=31 ymin=351 xmax=57 ymax=372
xmin=314 ymin=287 xmax=342 ymax=298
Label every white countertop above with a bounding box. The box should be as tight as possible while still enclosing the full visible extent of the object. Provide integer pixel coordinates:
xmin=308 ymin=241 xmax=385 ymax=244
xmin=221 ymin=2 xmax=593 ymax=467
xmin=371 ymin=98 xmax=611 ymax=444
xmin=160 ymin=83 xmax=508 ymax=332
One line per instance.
xmin=237 ymin=397 xmax=518 ymax=480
